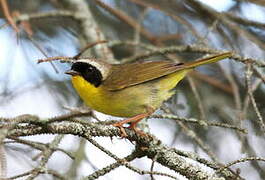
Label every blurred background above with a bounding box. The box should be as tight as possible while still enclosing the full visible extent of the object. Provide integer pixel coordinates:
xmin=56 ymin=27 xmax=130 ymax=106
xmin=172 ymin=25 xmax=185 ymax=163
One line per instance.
xmin=0 ymin=0 xmax=265 ymax=179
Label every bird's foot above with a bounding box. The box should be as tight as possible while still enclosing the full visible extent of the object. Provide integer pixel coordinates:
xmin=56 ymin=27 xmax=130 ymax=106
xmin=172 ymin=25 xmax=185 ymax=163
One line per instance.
xmin=128 ymin=122 xmax=149 ymax=137
xmin=112 ymin=108 xmax=154 ymax=138
xmin=112 ymin=121 xmax=149 ymax=138
xmin=112 ymin=122 xmax=128 ymax=138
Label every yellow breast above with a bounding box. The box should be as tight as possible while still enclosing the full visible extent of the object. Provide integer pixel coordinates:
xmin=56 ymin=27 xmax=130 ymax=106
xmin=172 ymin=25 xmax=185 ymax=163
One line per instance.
xmin=71 ymin=76 xmax=148 ymax=117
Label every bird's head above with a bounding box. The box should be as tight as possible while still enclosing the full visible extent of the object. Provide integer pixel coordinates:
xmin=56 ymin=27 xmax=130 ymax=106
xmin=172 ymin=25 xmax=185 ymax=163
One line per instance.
xmin=65 ymin=58 xmax=111 ymax=87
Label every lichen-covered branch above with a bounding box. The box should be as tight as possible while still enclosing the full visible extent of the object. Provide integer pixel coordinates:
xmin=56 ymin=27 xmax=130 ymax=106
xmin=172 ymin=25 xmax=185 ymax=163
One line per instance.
xmin=5 ymin=115 xmax=242 ymax=180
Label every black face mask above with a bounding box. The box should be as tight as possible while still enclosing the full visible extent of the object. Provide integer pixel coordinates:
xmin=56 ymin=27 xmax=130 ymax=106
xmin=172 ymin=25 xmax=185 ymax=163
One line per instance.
xmin=71 ymin=62 xmax=103 ymax=87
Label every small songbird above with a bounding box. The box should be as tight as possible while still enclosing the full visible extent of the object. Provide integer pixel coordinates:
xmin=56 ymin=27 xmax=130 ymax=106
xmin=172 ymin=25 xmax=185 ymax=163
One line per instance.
xmin=65 ymin=52 xmax=231 ymax=136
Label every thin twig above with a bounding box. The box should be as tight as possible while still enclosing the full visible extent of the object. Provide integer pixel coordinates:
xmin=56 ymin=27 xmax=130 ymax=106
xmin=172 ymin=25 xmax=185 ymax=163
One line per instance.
xmin=216 ymin=157 xmax=265 ymax=175
xmin=245 ymin=64 xmax=265 ymax=134
xmin=93 ymin=0 xmax=155 ymax=43
xmin=187 ymin=77 xmax=206 ymax=120
xmin=28 ymin=36 xmax=59 ymax=73
xmin=7 ymin=137 xmax=75 ymax=159
xmin=151 ymin=114 xmax=247 ymax=133
xmin=150 ymin=154 xmax=158 ymax=180
xmin=0 ymin=0 xmax=19 ymax=32
xmin=73 ymin=40 xmax=108 ymax=59
xmin=25 ymin=135 xmax=64 ymax=180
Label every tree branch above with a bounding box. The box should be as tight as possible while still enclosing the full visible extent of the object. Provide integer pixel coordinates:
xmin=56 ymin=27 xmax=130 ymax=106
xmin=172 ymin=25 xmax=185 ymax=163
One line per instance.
xmin=6 ymin=117 xmax=242 ymax=180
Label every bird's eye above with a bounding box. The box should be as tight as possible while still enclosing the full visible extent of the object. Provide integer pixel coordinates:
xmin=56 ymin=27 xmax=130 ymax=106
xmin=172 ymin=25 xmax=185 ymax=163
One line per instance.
xmin=79 ymin=64 xmax=103 ymax=87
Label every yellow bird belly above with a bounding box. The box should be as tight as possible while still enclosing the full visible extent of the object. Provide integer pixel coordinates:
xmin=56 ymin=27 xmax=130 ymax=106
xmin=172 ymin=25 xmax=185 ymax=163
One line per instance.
xmin=71 ymin=69 xmax=190 ymax=118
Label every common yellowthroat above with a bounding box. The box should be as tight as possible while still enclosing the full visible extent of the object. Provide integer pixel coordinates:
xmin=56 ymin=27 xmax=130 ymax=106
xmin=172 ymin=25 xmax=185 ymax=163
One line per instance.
xmin=65 ymin=52 xmax=231 ymax=136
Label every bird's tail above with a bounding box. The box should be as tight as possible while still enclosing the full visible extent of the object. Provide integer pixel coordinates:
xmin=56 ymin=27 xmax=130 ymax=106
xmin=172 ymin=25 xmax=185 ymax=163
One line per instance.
xmin=184 ymin=52 xmax=232 ymax=69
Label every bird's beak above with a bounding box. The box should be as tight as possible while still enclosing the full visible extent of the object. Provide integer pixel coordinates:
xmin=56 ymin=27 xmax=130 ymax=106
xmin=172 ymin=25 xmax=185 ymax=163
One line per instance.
xmin=65 ymin=70 xmax=80 ymax=76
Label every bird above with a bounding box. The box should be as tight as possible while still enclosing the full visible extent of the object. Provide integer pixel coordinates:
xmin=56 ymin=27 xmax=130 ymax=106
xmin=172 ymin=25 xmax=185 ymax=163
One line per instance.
xmin=65 ymin=52 xmax=231 ymax=137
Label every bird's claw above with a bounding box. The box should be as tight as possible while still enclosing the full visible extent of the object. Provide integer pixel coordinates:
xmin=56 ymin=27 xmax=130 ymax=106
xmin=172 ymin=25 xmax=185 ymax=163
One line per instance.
xmin=112 ymin=122 xmax=128 ymax=138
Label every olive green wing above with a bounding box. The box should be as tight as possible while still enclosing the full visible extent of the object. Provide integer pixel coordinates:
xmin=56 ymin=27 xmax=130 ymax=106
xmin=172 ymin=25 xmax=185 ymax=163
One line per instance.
xmin=103 ymin=61 xmax=183 ymax=91
xmin=102 ymin=52 xmax=232 ymax=91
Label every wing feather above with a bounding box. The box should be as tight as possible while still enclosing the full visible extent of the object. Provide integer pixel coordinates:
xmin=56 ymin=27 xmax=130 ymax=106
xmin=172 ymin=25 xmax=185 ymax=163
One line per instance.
xmin=103 ymin=61 xmax=184 ymax=90
xmin=102 ymin=52 xmax=231 ymax=91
